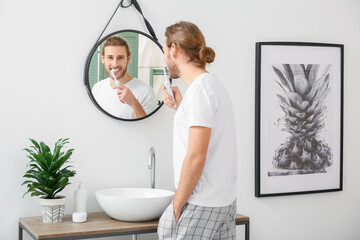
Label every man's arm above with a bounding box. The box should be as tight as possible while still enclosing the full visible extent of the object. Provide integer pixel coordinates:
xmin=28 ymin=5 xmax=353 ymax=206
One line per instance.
xmin=173 ymin=126 xmax=211 ymax=221
xmin=130 ymin=99 xmax=146 ymax=118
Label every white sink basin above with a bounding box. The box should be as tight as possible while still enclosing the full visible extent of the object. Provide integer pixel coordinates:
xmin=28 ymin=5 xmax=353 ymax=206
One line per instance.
xmin=95 ymin=188 xmax=174 ymax=222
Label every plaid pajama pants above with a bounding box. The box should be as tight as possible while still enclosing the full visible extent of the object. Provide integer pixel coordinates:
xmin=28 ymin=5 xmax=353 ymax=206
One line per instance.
xmin=157 ymin=200 xmax=236 ymax=240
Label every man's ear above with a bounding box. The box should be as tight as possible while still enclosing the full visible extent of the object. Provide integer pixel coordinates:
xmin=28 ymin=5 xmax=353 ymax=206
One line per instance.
xmin=127 ymin=54 xmax=131 ymax=64
xmin=101 ymin=54 xmax=105 ymax=64
xmin=170 ymin=43 xmax=178 ymax=57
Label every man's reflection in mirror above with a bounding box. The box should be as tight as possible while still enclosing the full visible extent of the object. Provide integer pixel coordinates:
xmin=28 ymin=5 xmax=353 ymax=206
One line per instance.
xmin=92 ymin=36 xmax=157 ymax=119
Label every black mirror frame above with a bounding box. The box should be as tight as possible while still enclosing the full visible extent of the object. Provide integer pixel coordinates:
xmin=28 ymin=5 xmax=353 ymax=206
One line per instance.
xmin=84 ymin=29 xmax=164 ymax=121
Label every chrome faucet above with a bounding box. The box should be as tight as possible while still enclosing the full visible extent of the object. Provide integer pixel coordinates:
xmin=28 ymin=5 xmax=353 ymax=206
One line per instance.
xmin=148 ymin=147 xmax=155 ymax=189
xmin=132 ymin=148 xmax=155 ymax=240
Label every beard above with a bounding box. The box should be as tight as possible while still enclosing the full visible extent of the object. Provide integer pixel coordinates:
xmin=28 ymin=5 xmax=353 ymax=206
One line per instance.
xmin=166 ymin=57 xmax=180 ymax=79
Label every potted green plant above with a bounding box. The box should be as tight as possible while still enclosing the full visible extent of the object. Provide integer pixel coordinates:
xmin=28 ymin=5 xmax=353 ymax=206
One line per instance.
xmin=22 ymin=138 xmax=76 ymax=223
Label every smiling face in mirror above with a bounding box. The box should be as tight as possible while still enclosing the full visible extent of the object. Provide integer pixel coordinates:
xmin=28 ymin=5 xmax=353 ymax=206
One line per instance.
xmin=85 ymin=31 xmax=166 ymax=120
xmin=102 ymin=45 xmax=131 ymax=82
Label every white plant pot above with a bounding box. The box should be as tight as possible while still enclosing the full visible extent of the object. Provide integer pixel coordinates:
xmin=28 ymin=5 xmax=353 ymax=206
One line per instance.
xmin=39 ymin=196 xmax=66 ymax=223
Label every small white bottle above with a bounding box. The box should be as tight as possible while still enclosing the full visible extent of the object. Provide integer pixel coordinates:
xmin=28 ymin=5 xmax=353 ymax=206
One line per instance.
xmin=74 ymin=181 xmax=88 ymax=213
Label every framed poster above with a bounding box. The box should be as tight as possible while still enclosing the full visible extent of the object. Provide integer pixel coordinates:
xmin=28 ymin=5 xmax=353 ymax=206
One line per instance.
xmin=255 ymin=42 xmax=344 ymax=197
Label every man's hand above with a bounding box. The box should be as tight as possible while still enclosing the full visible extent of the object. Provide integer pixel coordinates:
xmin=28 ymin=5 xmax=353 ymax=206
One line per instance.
xmin=114 ymin=85 xmax=146 ymax=118
xmin=173 ymin=199 xmax=184 ymax=222
xmin=115 ymin=85 xmax=136 ymax=106
xmin=162 ymin=86 xmax=182 ymax=110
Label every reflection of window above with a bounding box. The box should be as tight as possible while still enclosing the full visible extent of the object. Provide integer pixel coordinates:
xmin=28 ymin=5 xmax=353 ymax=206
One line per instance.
xmin=88 ymin=32 xmax=139 ymax=89
xmin=149 ymin=68 xmax=164 ymax=88
xmin=149 ymin=68 xmax=167 ymax=102
xmin=137 ymin=35 xmax=166 ymax=102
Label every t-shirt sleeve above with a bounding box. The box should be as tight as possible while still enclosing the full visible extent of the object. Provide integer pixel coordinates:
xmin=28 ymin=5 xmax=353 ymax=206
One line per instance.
xmin=91 ymin=83 xmax=99 ymax=101
xmin=186 ymin=85 xmax=218 ymax=128
xmin=139 ymin=85 xmax=157 ymax=114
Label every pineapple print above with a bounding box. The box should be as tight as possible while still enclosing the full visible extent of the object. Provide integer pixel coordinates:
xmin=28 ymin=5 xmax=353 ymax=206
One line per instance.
xmin=272 ymin=64 xmax=333 ymax=174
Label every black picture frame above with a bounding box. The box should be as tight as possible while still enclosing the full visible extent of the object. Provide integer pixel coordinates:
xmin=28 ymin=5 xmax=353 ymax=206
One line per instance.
xmin=255 ymin=42 xmax=344 ymax=197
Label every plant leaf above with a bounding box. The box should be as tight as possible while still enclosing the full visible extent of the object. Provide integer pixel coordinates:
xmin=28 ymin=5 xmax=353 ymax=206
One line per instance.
xmin=282 ymin=64 xmax=295 ymax=90
xmin=293 ymin=74 xmax=309 ymax=96
xmin=273 ymin=65 xmax=294 ymax=92
xmin=290 ymin=64 xmax=306 ymax=79
xmin=276 ymin=94 xmax=291 ymax=107
xmin=39 ymin=141 xmax=51 ymax=155
xmin=286 ymin=92 xmax=303 ymax=109
xmin=29 ymin=139 xmax=41 ymax=152
xmin=307 ymin=64 xmax=319 ymax=88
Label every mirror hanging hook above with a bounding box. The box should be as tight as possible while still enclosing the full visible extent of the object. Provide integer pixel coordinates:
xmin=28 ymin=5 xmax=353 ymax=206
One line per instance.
xmin=120 ymin=0 xmax=133 ymax=8
xmin=95 ymin=0 xmax=158 ymax=44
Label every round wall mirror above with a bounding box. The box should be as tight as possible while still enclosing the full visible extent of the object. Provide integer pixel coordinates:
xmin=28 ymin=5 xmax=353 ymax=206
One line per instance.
xmin=84 ymin=30 xmax=166 ymax=121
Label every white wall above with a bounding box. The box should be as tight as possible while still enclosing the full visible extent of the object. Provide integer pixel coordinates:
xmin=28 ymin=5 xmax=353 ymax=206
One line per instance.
xmin=1 ymin=0 xmax=359 ymax=239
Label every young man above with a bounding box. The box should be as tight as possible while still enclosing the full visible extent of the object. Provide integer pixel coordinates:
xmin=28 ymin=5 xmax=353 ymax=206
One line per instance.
xmin=158 ymin=21 xmax=237 ymax=239
xmin=92 ymin=36 xmax=157 ymax=119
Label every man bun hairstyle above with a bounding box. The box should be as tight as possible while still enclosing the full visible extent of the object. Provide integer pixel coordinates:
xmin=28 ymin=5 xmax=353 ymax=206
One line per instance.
xmin=165 ymin=21 xmax=215 ymax=68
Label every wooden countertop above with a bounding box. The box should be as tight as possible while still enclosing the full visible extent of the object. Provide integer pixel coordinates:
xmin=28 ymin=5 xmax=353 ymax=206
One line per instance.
xmin=19 ymin=212 xmax=249 ymax=239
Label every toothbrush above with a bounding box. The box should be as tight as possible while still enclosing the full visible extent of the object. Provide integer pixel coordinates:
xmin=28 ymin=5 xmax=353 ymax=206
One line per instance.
xmin=163 ymin=67 xmax=175 ymax=101
xmin=111 ymin=69 xmax=121 ymax=86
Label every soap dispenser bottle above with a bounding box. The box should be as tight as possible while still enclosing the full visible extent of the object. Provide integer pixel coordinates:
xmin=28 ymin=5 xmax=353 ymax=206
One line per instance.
xmin=74 ymin=181 xmax=88 ymax=213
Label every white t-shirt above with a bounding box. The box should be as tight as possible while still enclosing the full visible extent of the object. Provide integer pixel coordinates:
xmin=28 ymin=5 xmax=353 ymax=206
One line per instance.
xmin=92 ymin=77 xmax=157 ymax=119
xmin=173 ymin=73 xmax=237 ymax=207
